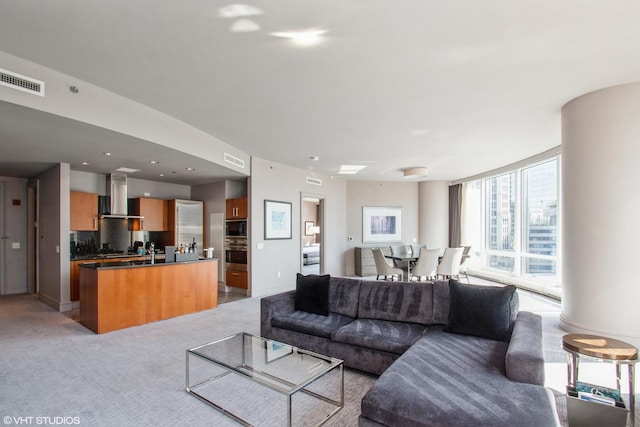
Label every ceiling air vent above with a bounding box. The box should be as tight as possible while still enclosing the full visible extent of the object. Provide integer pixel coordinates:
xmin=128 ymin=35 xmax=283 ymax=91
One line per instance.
xmin=306 ymin=177 xmax=322 ymax=186
xmin=224 ymin=152 xmax=245 ymax=169
xmin=0 ymin=68 xmax=45 ymax=97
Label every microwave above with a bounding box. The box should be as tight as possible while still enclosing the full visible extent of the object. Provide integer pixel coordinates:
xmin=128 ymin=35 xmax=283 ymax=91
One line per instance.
xmin=226 ymin=220 xmax=247 ymax=237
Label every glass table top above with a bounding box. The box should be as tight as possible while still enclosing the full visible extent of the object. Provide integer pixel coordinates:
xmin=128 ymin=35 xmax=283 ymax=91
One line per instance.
xmin=188 ymin=332 xmax=342 ymax=394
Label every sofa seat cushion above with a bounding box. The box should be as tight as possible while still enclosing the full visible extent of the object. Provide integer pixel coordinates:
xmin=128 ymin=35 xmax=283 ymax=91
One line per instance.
xmin=271 ymin=311 xmax=354 ymax=339
xmin=332 ymin=319 xmax=428 ymax=355
xmin=361 ymin=330 xmax=559 ymax=427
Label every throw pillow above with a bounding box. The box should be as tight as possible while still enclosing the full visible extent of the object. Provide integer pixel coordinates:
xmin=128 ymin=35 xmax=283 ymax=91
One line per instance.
xmin=295 ymin=273 xmax=330 ymax=316
xmin=444 ymin=279 xmax=518 ymax=342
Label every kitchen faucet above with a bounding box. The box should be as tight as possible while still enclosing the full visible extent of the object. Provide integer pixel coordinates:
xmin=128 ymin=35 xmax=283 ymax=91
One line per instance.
xmin=149 ymin=242 xmax=155 ymax=264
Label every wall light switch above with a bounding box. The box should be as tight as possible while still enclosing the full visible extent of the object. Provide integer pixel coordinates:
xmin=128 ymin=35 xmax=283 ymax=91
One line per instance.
xmin=12 ymin=242 xmax=20 ymax=249
xmin=55 ymin=245 xmax=60 ymax=253
xmin=144 ymin=192 xmax=151 ymax=197
xmin=257 ymin=242 xmax=264 ymax=249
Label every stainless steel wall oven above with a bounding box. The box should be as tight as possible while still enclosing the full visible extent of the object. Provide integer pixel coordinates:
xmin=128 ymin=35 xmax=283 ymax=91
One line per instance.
xmin=225 ymin=237 xmax=247 ymax=271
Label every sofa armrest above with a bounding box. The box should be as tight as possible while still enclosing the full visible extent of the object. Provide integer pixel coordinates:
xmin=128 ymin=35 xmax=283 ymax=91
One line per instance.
xmin=260 ymin=290 xmax=296 ymax=338
xmin=505 ymin=311 xmax=545 ymax=385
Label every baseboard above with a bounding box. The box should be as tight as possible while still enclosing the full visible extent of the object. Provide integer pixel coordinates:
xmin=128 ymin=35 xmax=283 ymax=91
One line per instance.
xmin=37 ymin=292 xmax=73 ymax=312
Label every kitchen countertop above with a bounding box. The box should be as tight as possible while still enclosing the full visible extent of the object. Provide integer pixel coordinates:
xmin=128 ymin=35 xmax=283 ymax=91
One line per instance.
xmin=79 ymin=257 xmax=217 ymax=269
xmin=71 ymin=252 xmax=165 ymax=261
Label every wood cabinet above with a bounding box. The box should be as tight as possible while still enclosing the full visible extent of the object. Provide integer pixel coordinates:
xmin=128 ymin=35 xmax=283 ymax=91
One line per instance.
xmin=79 ymin=259 xmax=218 ymax=334
xmin=354 ymin=246 xmax=391 ymax=277
xmin=226 ymin=269 xmax=248 ymax=289
xmin=130 ymin=197 xmax=168 ymax=231
xmin=70 ymin=260 xmax=82 ymax=301
xmin=71 ymin=256 xmax=163 ymax=301
xmin=70 ymin=191 xmax=98 ymax=231
xmin=226 ymin=197 xmax=248 ymax=219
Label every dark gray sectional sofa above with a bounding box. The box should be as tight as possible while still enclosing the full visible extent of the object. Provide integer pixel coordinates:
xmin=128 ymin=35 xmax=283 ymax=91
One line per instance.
xmin=260 ymin=276 xmax=560 ymax=426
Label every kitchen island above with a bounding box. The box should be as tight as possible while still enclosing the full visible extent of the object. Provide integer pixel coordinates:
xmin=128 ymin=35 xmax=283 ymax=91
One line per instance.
xmin=79 ymin=258 xmax=218 ymax=333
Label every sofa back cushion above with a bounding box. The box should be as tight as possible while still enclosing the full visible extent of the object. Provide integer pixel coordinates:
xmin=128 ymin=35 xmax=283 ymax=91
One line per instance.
xmin=357 ymin=281 xmax=433 ymax=325
xmin=329 ymin=277 xmax=362 ymax=318
xmin=444 ymin=280 xmax=519 ymax=342
xmin=295 ymin=273 xmax=330 ymax=316
xmin=432 ymin=280 xmax=451 ymax=325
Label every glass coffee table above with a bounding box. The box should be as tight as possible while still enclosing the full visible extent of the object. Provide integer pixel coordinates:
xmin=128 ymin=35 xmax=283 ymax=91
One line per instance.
xmin=186 ymin=333 xmax=344 ymax=426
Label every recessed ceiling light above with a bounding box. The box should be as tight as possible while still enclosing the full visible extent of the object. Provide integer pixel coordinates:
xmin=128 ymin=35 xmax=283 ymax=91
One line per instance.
xmin=230 ymin=19 xmax=260 ymax=32
xmin=309 ymin=156 xmax=319 ymax=161
xmin=270 ymin=29 xmax=327 ymax=46
xmin=81 ymin=162 xmax=90 ymax=166
xmin=115 ymin=167 xmax=141 ymax=173
xmin=185 ymin=167 xmax=196 ymax=171
xmin=403 ymin=167 xmax=429 ymax=178
xmin=159 ymin=173 xmax=164 ymax=177
xmin=149 ymin=160 xmax=159 ymax=165
xmin=338 ymin=165 xmax=367 ymax=175
xmin=218 ymin=4 xmax=264 ymax=18
xmin=171 ymin=171 xmax=178 ymax=174
xmin=103 ymin=152 xmax=113 ymax=156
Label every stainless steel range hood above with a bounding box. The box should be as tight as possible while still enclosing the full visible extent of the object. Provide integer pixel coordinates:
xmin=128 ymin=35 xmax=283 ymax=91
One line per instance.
xmin=100 ymin=173 xmax=144 ymax=219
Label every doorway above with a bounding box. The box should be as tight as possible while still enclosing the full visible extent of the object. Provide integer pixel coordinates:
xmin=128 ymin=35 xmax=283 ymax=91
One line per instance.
xmin=301 ymin=195 xmax=324 ymax=275
xmin=0 ymin=182 xmax=5 ymax=294
xmin=27 ymin=181 xmax=38 ymax=295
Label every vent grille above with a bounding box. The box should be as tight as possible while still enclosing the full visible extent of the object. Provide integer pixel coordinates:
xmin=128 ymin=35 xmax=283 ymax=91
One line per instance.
xmin=306 ymin=177 xmax=322 ymax=186
xmin=224 ymin=152 xmax=245 ymax=169
xmin=0 ymin=68 xmax=45 ymax=96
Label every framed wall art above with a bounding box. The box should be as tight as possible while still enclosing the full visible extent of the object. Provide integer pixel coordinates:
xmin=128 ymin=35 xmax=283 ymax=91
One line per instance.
xmin=305 ymin=221 xmax=315 ymax=236
xmin=264 ymin=200 xmax=292 ymax=240
xmin=362 ymin=206 xmax=402 ymax=243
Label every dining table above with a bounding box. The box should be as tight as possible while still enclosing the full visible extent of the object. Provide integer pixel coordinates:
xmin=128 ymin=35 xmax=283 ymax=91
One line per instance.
xmin=385 ymin=252 xmax=471 ymax=281
xmin=385 ymin=254 xmax=418 ymax=280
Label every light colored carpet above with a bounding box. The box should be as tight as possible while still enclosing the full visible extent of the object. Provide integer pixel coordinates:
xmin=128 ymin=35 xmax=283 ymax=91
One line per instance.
xmin=0 ymin=290 xmax=635 ymax=426
xmin=0 ymin=294 xmax=374 ymax=426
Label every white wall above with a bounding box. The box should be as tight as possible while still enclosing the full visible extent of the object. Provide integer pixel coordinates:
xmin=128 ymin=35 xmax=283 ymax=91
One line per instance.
xmin=561 ymin=82 xmax=640 ymax=348
xmin=37 ymin=163 xmax=71 ymax=311
xmin=191 ymin=181 xmax=226 ymax=238
xmin=418 ymin=181 xmax=449 ymax=250
xmin=0 ymin=51 xmax=249 ymax=176
xmin=249 ymin=157 xmax=347 ymax=297
xmin=344 ymin=181 xmax=420 ymax=276
xmin=69 ymin=170 xmax=191 ymax=199
xmin=0 ymin=176 xmax=28 ymax=294
xmin=127 ymin=177 xmax=190 ymax=200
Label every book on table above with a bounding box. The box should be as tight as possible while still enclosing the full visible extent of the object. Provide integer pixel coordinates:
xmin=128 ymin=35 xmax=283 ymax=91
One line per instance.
xmin=576 ymin=381 xmax=623 ymax=406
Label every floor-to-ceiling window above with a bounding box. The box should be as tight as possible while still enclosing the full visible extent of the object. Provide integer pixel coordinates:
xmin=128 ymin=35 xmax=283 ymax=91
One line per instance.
xmin=461 ymin=155 xmax=560 ymax=297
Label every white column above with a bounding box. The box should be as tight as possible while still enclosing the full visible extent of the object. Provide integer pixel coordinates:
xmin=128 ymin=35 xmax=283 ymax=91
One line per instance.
xmin=418 ymin=181 xmax=449 ymax=250
xmin=561 ymin=82 xmax=640 ymax=347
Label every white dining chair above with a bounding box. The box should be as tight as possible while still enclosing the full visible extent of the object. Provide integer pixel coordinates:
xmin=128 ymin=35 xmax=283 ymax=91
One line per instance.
xmin=410 ymin=248 xmax=440 ymax=282
xmin=372 ymin=248 xmax=404 ymax=281
xmin=436 ymin=247 xmax=464 ymax=280
xmin=389 ymin=245 xmax=411 ymax=271
xmin=410 ymin=244 xmax=426 ymax=257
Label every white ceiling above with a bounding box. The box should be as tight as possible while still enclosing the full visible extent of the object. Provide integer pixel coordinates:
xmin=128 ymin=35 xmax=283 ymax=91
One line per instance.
xmin=1 ymin=1 xmax=640 ymax=184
